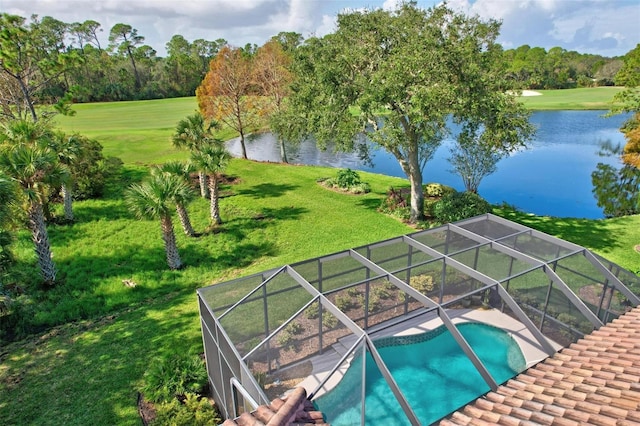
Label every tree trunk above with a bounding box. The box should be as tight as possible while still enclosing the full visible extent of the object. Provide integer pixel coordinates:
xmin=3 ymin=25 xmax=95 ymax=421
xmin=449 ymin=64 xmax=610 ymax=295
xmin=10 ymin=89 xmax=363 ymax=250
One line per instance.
xmin=395 ymin=142 xmax=424 ymax=223
xmin=160 ymin=214 xmax=182 ymax=270
xmin=176 ymin=203 xmax=196 ymax=237
xmin=209 ymin=174 xmax=222 ymax=225
xmin=408 ymin=169 xmax=424 ymax=222
xmin=27 ymin=201 xmax=56 ymax=285
xmin=198 ymin=171 xmax=209 ymax=198
xmin=239 ymin=131 xmax=248 ymax=160
xmin=127 ymin=45 xmax=141 ymax=91
xmin=279 ymin=136 xmax=288 ymax=163
xmin=40 ymin=193 xmax=53 ymax=223
xmin=62 ymin=184 xmax=74 ymax=221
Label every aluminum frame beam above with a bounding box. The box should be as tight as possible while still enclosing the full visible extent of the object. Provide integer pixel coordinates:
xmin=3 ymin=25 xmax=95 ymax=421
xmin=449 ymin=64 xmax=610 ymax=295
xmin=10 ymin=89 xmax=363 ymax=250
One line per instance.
xmin=349 ymin=250 xmax=500 ymax=392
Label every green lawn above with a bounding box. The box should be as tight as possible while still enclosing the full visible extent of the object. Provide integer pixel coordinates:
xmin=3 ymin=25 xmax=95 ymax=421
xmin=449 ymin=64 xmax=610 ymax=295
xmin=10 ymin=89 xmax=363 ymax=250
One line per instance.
xmin=1 ymin=95 xmax=638 ymax=425
xmin=517 ymin=87 xmax=625 ymax=110
xmin=55 ymin=97 xmax=239 ymax=164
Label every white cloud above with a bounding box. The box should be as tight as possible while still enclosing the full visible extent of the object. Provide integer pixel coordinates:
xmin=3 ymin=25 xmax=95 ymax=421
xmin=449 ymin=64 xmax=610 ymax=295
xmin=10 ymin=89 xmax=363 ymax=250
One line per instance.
xmin=382 ymin=0 xmax=401 ymax=11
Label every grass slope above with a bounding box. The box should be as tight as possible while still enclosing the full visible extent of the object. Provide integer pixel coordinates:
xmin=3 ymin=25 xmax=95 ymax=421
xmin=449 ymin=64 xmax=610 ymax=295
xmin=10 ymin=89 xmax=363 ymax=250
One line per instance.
xmin=1 ymin=95 xmax=637 ymax=425
xmin=517 ymin=87 xmax=624 ymax=110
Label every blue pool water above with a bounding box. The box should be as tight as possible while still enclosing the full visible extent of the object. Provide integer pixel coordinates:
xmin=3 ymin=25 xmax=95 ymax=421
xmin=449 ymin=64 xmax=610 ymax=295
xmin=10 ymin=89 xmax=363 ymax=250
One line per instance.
xmin=313 ymin=323 xmax=525 ymax=425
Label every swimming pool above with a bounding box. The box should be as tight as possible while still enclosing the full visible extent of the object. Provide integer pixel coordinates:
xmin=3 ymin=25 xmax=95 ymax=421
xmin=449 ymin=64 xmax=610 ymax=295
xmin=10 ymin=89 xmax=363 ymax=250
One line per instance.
xmin=313 ymin=322 xmax=525 ymax=425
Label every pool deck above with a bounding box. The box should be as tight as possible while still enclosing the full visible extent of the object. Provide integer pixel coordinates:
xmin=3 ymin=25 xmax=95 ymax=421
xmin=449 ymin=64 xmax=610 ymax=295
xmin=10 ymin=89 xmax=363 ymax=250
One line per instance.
xmin=298 ymin=308 xmax=563 ymax=398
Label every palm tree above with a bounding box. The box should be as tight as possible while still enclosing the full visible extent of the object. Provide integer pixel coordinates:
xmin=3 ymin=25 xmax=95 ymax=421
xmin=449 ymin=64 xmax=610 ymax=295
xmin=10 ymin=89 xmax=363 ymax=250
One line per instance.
xmin=0 ymin=121 xmax=68 ymax=285
xmin=51 ymin=131 xmax=82 ymax=222
xmin=0 ymin=119 xmax=67 ymax=285
xmin=0 ymin=172 xmax=16 ymax=290
xmin=171 ymin=113 xmax=221 ymax=198
xmin=190 ymin=143 xmax=231 ymax=226
xmin=125 ymin=172 xmax=186 ymax=270
xmin=152 ymin=162 xmax=198 ymax=237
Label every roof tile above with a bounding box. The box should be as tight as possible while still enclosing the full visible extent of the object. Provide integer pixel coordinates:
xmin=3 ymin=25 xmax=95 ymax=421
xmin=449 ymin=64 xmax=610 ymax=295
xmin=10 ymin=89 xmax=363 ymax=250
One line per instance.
xmin=529 ymin=410 xmax=555 ymax=424
xmin=508 ymin=405 xmax=533 ymax=420
xmin=549 ymin=417 xmax=579 ymax=426
xmin=495 ymin=414 xmax=522 ymax=426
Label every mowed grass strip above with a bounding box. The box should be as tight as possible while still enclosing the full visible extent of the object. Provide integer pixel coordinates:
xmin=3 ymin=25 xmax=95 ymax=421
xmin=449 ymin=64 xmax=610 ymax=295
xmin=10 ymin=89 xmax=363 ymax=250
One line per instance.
xmin=517 ymin=87 xmax=625 ymax=110
xmin=55 ymin=97 xmax=235 ymax=164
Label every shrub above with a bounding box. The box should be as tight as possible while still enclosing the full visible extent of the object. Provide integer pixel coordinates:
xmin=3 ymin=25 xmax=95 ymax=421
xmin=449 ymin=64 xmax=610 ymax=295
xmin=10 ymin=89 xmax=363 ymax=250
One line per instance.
xmin=367 ymin=293 xmax=381 ymax=314
xmin=71 ymin=139 xmax=123 ymax=200
xmin=432 ymin=191 xmax=491 ymax=223
xmin=276 ymin=330 xmax=294 ymax=349
xmin=322 ymin=313 xmax=338 ymax=329
xmin=409 ymin=275 xmax=436 ymax=294
xmin=139 ymin=353 xmax=209 ymax=403
xmin=336 ymin=168 xmax=362 ymax=188
xmin=277 ymin=322 xmax=304 ymax=351
xmin=151 ymin=392 xmax=221 ymax=426
xmin=349 ymin=182 xmax=371 ymax=194
xmin=335 ymin=294 xmax=357 ymax=311
xmin=305 ymin=301 xmax=319 ymax=320
xmin=557 ymin=313 xmax=578 ymax=328
xmin=0 ymin=294 xmax=38 ymax=342
xmin=423 ymin=183 xmax=455 ymax=197
xmin=347 ymin=287 xmax=361 ymax=297
xmin=324 ymin=169 xmax=370 ymax=194
xmin=284 ymin=321 xmax=304 ymax=335
xmin=372 ymin=285 xmax=390 ymax=300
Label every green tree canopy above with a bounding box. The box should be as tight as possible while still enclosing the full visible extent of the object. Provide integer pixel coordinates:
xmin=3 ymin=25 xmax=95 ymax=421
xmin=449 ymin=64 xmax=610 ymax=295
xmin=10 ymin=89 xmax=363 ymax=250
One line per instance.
xmin=286 ymin=2 xmax=532 ymax=221
xmin=0 ymin=13 xmax=80 ymax=122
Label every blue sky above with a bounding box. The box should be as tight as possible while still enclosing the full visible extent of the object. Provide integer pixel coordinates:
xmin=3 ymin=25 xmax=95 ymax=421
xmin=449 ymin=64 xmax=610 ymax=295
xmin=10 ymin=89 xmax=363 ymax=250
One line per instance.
xmin=3 ymin=0 xmax=639 ymax=57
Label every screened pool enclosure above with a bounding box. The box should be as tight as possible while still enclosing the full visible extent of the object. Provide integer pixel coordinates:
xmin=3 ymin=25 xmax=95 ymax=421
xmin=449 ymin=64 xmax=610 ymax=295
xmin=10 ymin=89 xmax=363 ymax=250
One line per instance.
xmin=197 ymin=214 xmax=640 ymax=424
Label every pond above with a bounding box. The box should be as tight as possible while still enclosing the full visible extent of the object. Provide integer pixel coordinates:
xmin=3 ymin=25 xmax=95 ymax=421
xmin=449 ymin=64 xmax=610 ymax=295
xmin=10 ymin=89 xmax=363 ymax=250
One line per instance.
xmin=226 ymin=111 xmax=630 ymax=219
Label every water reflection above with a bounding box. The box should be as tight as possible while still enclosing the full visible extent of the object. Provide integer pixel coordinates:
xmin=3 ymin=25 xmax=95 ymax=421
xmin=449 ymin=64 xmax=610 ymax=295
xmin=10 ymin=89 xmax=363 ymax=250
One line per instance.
xmin=227 ymin=111 xmax=629 ymax=219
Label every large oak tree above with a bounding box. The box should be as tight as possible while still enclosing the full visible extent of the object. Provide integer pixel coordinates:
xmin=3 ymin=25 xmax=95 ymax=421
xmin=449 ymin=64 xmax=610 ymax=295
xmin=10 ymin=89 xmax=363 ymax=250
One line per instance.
xmin=286 ymin=2 xmax=532 ymax=222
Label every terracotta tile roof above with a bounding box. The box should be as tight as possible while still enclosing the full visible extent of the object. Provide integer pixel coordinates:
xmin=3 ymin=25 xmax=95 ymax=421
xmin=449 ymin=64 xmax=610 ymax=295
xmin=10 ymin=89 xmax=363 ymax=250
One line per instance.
xmin=441 ymin=306 xmax=640 ymax=426
xmin=221 ymin=387 xmax=329 ymax=426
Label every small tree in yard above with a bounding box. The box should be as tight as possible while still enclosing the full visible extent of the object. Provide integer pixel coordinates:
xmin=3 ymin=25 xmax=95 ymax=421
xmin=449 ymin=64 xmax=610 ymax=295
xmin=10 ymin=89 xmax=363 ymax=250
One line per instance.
xmin=449 ymin=136 xmax=501 ymax=194
xmin=171 ymin=113 xmax=220 ymax=199
xmin=50 ymin=131 xmax=82 ymax=221
xmin=190 ymin=144 xmax=230 ymax=226
xmin=449 ymin=109 xmax=533 ymax=194
xmin=152 ymin=162 xmax=198 ymax=237
xmin=125 ymin=172 xmax=187 ymax=270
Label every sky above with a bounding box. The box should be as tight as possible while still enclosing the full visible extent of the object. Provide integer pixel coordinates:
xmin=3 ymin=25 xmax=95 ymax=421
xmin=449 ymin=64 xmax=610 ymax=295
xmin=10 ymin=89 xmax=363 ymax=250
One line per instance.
xmin=2 ymin=0 xmax=639 ymax=57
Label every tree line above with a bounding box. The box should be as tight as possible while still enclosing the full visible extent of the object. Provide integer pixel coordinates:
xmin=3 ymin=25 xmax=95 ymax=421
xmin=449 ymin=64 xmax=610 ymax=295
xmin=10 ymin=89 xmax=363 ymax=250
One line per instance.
xmin=503 ymin=45 xmax=624 ymax=89
xmin=0 ymin=11 xmax=631 ymax=115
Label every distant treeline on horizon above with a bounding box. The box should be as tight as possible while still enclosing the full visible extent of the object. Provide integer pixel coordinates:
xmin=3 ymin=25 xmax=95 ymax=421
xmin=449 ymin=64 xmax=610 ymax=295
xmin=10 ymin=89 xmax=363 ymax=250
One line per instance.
xmin=0 ymin=13 xmax=632 ymax=106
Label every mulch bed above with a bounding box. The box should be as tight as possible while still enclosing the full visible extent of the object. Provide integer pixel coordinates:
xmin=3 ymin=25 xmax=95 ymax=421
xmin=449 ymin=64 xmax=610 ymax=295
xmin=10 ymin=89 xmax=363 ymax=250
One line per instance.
xmin=137 ymin=393 xmax=156 ymax=426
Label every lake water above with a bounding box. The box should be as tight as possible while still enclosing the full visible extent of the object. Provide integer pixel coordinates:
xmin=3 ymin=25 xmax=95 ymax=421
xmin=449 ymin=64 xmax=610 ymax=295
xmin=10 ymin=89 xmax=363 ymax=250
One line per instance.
xmin=227 ymin=111 xmax=630 ymax=219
